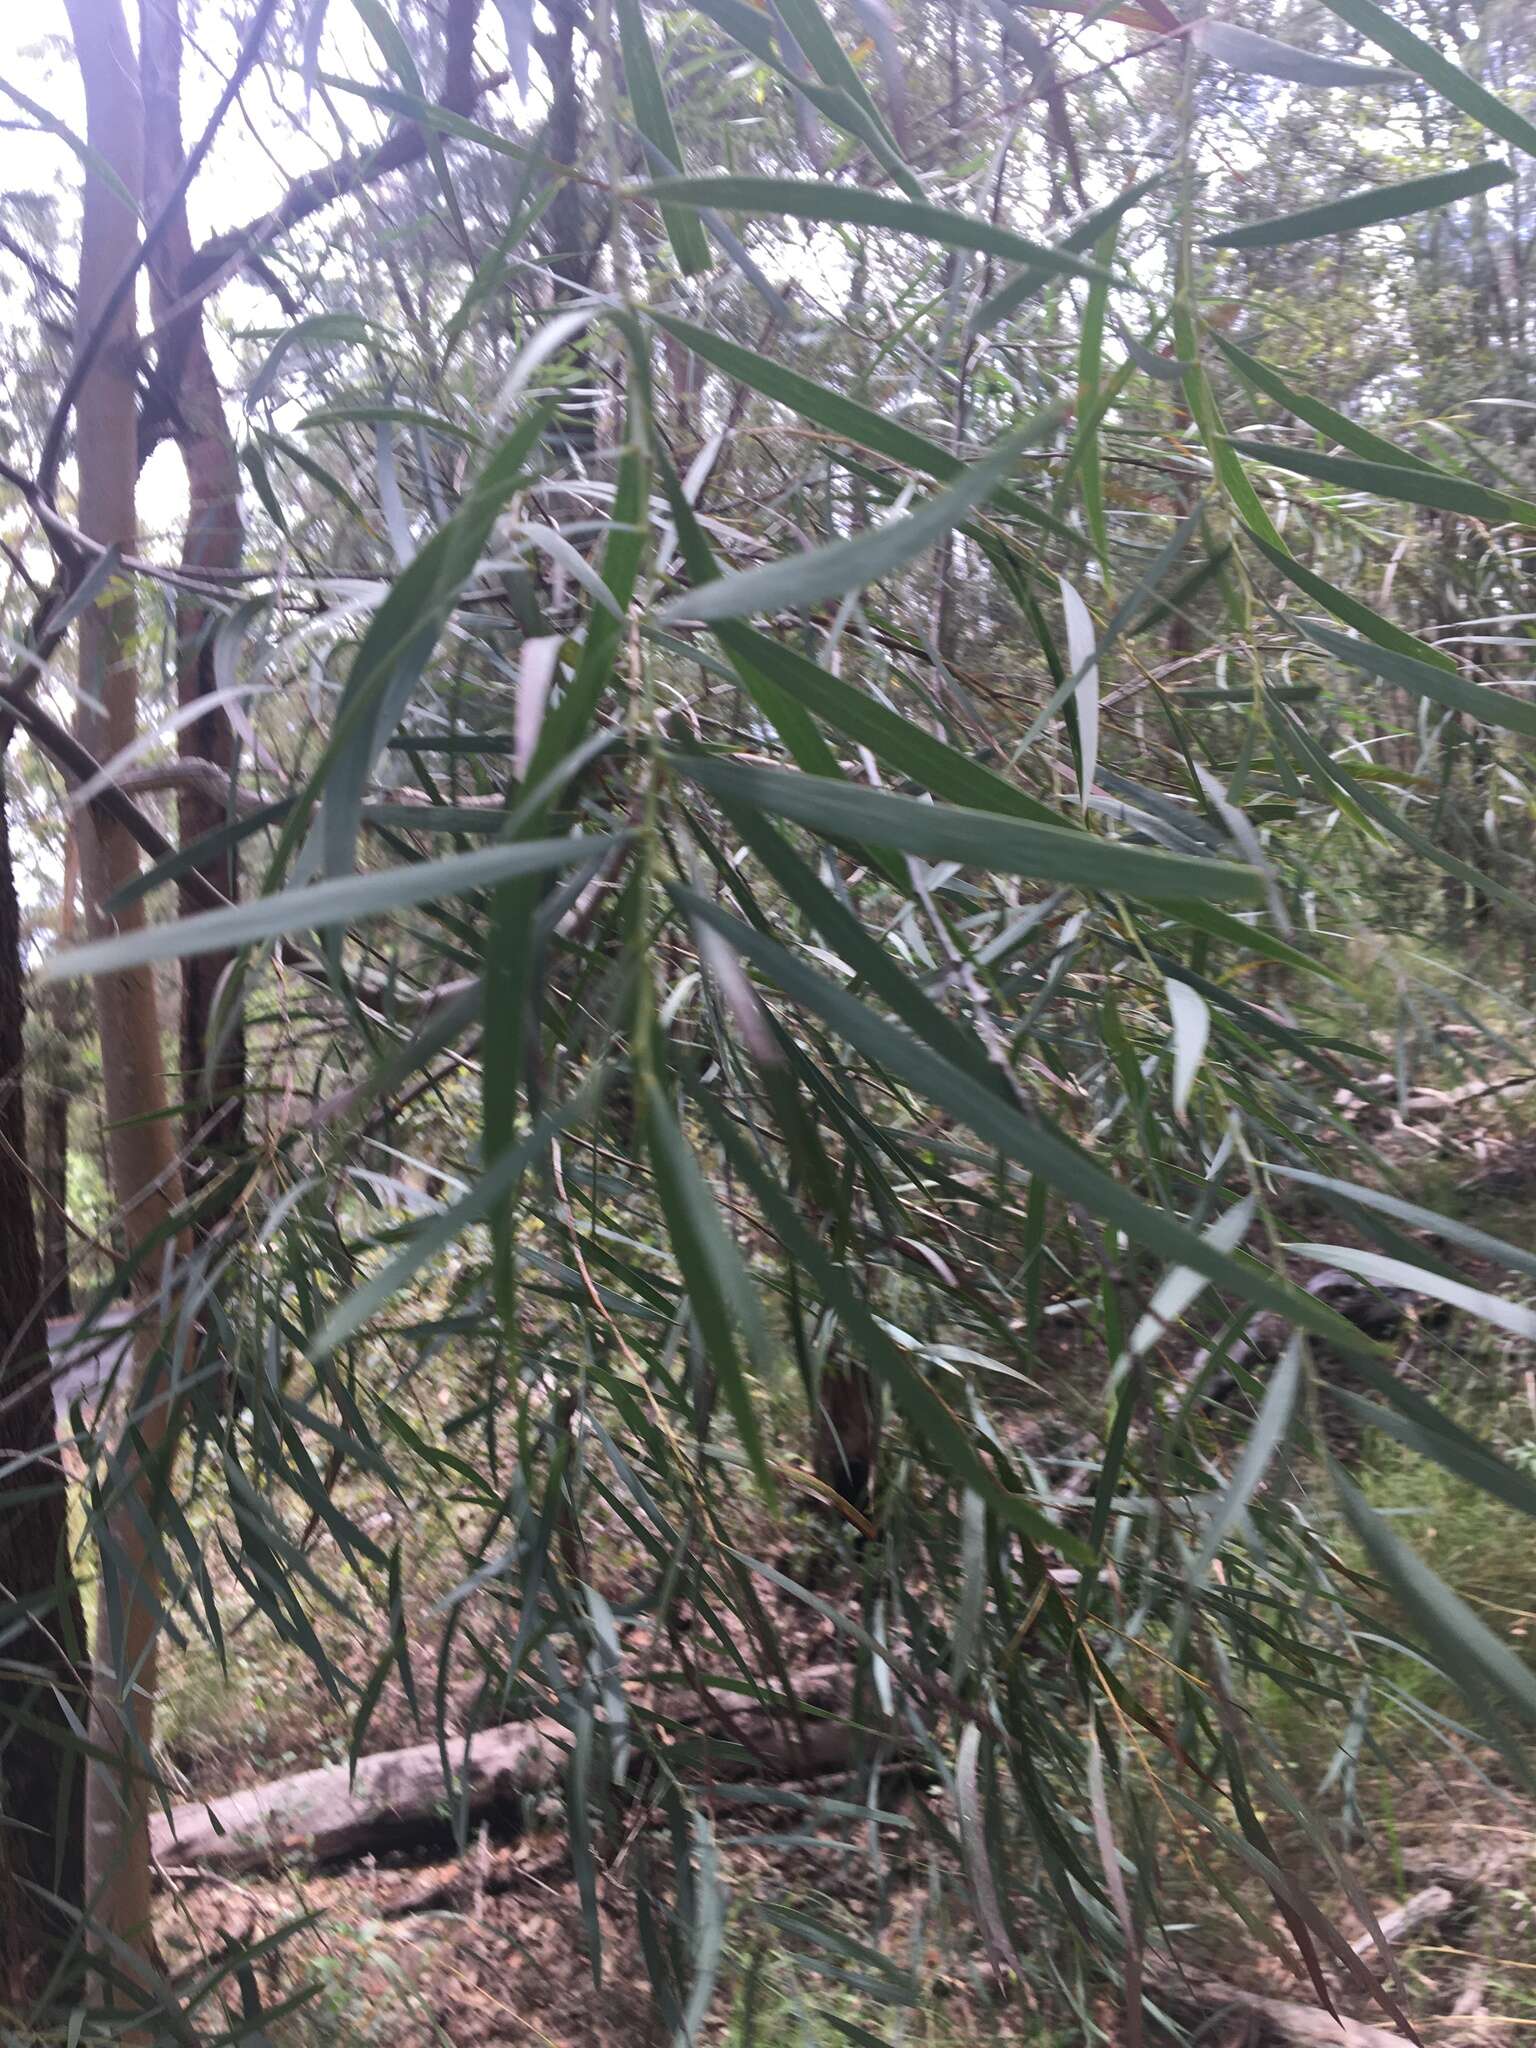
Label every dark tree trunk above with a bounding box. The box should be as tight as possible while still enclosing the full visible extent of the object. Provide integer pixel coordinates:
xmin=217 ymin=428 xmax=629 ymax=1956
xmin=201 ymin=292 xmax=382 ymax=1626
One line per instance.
xmin=541 ymin=0 xmax=591 ymax=289
xmin=141 ymin=0 xmax=246 ymax=1198
xmin=0 ymin=757 xmax=84 ymax=2003
xmin=38 ymin=1018 xmax=72 ymax=1322
xmin=814 ymin=1361 xmax=880 ymax=1514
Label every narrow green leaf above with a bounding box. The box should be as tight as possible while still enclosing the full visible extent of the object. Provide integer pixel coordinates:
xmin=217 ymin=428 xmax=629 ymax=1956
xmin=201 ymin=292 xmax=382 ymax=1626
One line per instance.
xmin=675 ymin=889 xmax=1381 ymax=1357
xmin=42 ymin=833 xmax=619 ymax=980
xmin=1228 ymin=436 xmax=1536 ymax=528
xmin=1288 ymin=1242 xmax=1536 ymax=1343
xmin=772 ymin=0 xmax=901 ymax=160
xmin=640 ymin=177 xmax=1115 ymax=283
xmin=675 ymin=754 xmax=1264 ymax=904
xmin=1074 ymin=218 xmax=1116 ymax=572
xmin=643 ymin=1089 xmax=776 ymax=1499
xmin=689 ymin=621 xmax=1061 ymax=824
xmin=1189 ymin=15 xmax=1403 ymax=86
xmin=1245 ymin=526 xmax=1458 ymax=670
xmin=298 ymin=401 xmax=484 ymax=448
xmin=1211 ymin=334 xmax=1434 ymax=472
xmin=655 ymin=455 xmax=846 ymax=783
xmin=1268 ymin=1166 xmax=1536 ymax=1286
xmin=481 ymin=361 xmax=652 ymax=1322
xmin=658 ymin=401 xmax=1059 ymax=625
xmin=1333 ymin=1467 xmax=1536 ymax=1731
xmin=974 ymin=174 xmax=1162 ymax=335
xmin=696 ymin=1086 xmax=1093 ymax=1560
xmin=1290 ymin=615 xmax=1536 ymax=741
xmin=1157 ymin=900 xmax=1343 ymax=983
xmin=648 ymin=311 xmax=1076 ymax=547
xmin=312 ymin=1072 xmax=607 ymax=1356
xmin=1272 ymin=698 xmax=1536 ymax=916
xmin=1208 ymin=158 xmax=1513 ymax=247
xmin=683 ymin=0 xmax=921 ymax=196
xmin=1334 ymin=1391 xmax=1536 ymax=1527
xmin=1193 ymin=1335 xmax=1302 ymax=1579
xmin=712 ymin=798 xmax=1007 ymax=1096
xmin=616 ymin=0 xmax=711 ymax=274
xmin=312 ymin=402 xmax=555 ymax=882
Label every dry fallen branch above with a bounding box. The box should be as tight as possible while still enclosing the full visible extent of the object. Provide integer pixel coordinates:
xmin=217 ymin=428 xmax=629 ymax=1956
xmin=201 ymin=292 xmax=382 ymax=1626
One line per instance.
xmin=151 ymin=1722 xmax=561 ymax=1878
xmin=1350 ymin=1885 xmax=1457 ymax=1963
xmin=1181 ymin=1979 xmax=1409 ymax=2048
xmin=150 ymin=1664 xmax=895 ymax=1879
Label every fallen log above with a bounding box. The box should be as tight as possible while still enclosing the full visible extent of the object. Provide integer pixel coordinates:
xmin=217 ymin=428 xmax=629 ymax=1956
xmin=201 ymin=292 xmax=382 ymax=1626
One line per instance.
xmin=1350 ymin=1884 xmax=1456 ymax=1962
xmin=1184 ymin=1981 xmax=1408 ymax=2047
xmin=152 ymin=1721 xmax=561 ymax=1877
xmin=152 ymin=1663 xmax=898 ymax=1879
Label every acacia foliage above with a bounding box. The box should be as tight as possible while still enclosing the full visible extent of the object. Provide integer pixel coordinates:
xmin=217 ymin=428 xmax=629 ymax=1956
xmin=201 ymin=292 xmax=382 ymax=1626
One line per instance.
xmin=6 ymin=0 xmax=1536 ymax=2034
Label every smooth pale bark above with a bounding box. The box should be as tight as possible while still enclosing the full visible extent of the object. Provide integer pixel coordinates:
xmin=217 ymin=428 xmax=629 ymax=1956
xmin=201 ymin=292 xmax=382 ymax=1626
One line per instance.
xmin=62 ymin=0 xmax=187 ymax=1997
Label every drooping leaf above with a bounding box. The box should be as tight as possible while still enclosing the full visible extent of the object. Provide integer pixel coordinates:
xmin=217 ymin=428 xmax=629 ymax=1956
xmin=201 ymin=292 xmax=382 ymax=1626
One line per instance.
xmin=1228 ymin=435 xmax=1536 ymax=529
xmin=1192 ymin=1335 xmax=1303 ymax=1581
xmin=1211 ymin=333 xmax=1434 ymax=472
xmin=1290 ymin=615 xmax=1536 ymax=741
xmin=674 ymin=754 xmax=1264 ymax=903
xmin=1165 ymin=977 xmax=1210 ymax=1121
xmin=42 ymin=834 xmax=621 ymax=979
xmin=1189 ymin=16 xmax=1404 ymax=86
xmin=1208 ymin=158 xmax=1513 ymax=248
xmin=616 ymin=0 xmax=711 ymax=275
xmin=1289 ymin=1242 xmax=1536 ymax=1343
xmin=640 ymin=177 xmax=1116 ymax=282
xmin=658 ymin=402 xmax=1065 ymax=623
xmin=1058 ymin=575 xmax=1100 ymax=809
xmin=675 ymin=888 xmax=1383 ymax=1356
xmin=642 ymin=1089 xmax=776 ymax=1499
xmin=1334 ymin=1468 xmax=1536 ymax=1736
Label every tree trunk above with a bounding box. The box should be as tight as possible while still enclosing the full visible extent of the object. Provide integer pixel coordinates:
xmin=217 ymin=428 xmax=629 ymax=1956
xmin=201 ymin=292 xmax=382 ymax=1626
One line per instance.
xmin=139 ymin=0 xmax=245 ymax=1198
xmin=38 ymin=1078 xmax=71 ymax=1319
xmin=0 ymin=758 xmax=85 ymax=2005
xmin=37 ymin=837 xmax=81 ymax=1322
xmin=63 ymin=0 xmax=189 ymax=1999
xmin=814 ymin=1360 xmax=880 ymax=1514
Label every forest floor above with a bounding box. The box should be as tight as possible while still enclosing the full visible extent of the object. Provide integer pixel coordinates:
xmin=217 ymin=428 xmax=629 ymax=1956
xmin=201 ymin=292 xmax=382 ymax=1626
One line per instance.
xmin=146 ymin=1081 xmax=1536 ymax=2048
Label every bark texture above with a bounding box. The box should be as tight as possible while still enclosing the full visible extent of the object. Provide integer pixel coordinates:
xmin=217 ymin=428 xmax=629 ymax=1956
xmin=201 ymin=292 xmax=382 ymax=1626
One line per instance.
xmin=814 ymin=1360 xmax=880 ymax=1512
xmin=140 ymin=0 xmax=245 ymax=1194
xmin=63 ymin=0 xmax=188 ymax=1995
xmin=152 ymin=1724 xmax=559 ymax=1878
xmin=0 ymin=760 xmax=84 ymax=2003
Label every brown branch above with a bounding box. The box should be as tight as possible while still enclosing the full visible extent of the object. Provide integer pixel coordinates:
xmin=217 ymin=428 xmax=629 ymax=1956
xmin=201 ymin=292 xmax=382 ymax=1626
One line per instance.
xmin=0 ymin=672 xmax=228 ymax=912
xmin=180 ymin=2 xmax=500 ymax=332
xmin=0 ymin=224 xmax=75 ymax=306
xmin=113 ymin=760 xmax=266 ymax=818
